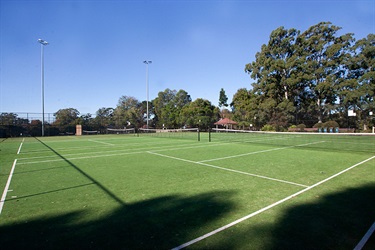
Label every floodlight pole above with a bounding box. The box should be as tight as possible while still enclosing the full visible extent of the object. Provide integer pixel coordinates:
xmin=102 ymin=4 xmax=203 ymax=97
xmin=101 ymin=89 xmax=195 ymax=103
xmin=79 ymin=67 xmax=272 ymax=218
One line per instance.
xmin=143 ymin=60 xmax=152 ymax=129
xmin=38 ymin=39 xmax=49 ymax=136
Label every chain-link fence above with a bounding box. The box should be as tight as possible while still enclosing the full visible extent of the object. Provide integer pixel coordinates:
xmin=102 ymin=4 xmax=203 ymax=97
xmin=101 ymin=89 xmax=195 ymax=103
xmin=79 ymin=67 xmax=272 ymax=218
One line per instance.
xmin=0 ymin=112 xmax=57 ymax=137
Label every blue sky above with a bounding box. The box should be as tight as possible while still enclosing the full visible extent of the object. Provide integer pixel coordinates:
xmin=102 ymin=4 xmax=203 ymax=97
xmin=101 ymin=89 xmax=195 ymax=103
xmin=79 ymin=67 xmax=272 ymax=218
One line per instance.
xmin=1 ymin=0 xmax=374 ymax=115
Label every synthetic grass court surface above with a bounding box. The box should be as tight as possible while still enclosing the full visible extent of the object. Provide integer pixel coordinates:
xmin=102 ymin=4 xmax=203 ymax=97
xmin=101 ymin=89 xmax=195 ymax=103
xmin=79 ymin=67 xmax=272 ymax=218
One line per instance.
xmin=0 ymin=133 xmax=374 ymax=249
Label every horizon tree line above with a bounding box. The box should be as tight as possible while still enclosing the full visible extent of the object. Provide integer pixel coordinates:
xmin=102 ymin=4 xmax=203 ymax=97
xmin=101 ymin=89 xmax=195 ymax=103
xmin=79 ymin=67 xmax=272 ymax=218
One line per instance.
xmin=1 ymin=21 xmax=374 ymax=136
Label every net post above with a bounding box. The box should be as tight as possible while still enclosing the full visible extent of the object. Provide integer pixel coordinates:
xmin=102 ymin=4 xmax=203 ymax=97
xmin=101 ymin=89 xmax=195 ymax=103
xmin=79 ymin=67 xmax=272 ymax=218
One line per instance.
xmin=198 ymin=129 xmax=200 ymax=141
xmin=209 ymin=128 xmax=211 ymax=142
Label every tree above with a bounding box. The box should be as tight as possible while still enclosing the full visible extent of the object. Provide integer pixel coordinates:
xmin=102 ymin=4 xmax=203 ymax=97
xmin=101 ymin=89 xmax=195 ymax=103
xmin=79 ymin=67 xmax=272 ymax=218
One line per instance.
xmin=175 ymin=89 xmax=192 ymax=109
xmin=152 ymin=88 xmax=191 ymax=128
xmin=218 ymin=88 xmax=228 ymax=109
xmin=244 ymin=22 xmax=361 ymax=128
xmin=339 ymin=34 xmax=375 ymax=130
xmin=113 ymin=96 xmax=142 ymax=128
xmin=153 ymin=89 xmax=176 ymax=128
xmin=95 ymin=107 xmax=114 ymax=132
xmin=0 ymin=113 xmax=18 ymax=125
xmin=297 ymin=22 xmax=354 ymax=123
xmin=53 ymin=108 xmax=80 ymax=133
xmin=245 ymin=26 xmax=300 ymax=128
xmin=77 ymin=113 xmax=95 ymax=131
xmin=246 ymin=26 xmax=300 ymax=102
xmin=0 ymin=113 xmax=26 ymax=137
xmin=231 ymin=88 xmax=257 ymax=128
xmin=29 ymin=120 xmax=42 ymax=136
xmin=180 ymin=98 xmax=220 ymax=129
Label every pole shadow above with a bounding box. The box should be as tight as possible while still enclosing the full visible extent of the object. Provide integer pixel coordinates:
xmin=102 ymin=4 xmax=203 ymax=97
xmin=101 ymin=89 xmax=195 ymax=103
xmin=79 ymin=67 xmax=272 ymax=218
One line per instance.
xmin=34 ymin=137 xmax=125 ymax=205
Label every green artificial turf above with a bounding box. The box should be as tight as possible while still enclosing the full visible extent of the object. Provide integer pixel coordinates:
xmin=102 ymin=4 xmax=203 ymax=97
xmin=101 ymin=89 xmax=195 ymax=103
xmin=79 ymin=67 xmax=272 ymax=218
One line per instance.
xmin=0 ymin=133 xmax=374 ymax=249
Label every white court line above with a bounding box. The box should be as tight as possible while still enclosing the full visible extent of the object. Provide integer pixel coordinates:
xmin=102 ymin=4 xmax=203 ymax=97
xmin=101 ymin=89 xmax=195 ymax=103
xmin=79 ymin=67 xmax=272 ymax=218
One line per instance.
xmin=354 ymin=221 xmax=375 ymax=250
xmin=147 ymin=151 xmax=309 ymax=188
xmin=17 ymin=138 xmax=25 ymax=154
xmin=16 ymin=142 xmax=224 ymax=164
xmin=200 ymin=141 xmax=325 ymax=163
xmin=172 ymin=155 xmax=375 ymax=250
xmin=19 ymin=140 xmax=194 ymax=155
xmin=88 ymin=139 xmax=115 ymax=146
xmin=17 ymin=151 xmax=145 ymax=165
xmin=0 ymin=159 xmax=17 ymax=215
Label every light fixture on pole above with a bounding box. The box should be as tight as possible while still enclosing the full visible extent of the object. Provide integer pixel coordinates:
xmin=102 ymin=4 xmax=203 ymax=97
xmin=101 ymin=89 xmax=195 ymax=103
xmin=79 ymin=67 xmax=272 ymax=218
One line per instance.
xmin=38 ymin=39 xmax=49 ymax=136
xmin=143 ymin=60 xmax=152 ymax=129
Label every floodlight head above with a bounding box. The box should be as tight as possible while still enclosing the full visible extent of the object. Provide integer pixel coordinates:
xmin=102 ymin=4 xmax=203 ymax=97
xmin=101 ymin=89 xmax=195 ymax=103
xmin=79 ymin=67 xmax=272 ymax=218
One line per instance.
xmin=38 ymin=39 xmax=49 ymax=45
xmin=143 ymin=60 xmax=152 ymax=64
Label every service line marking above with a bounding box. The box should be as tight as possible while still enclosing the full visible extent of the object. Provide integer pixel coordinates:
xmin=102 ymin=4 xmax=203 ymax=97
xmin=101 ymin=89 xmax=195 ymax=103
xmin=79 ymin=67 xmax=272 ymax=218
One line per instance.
xmin=88 ymin=139 xmax=115 ymax=146
xmin=171 ymin=155 xmax=375 ymax=250
xmin=147 ymin=151 xmax=309 ymax=188
xmin=16 ymin=142 xmax=224 ymax=165
xmin=17 ymin=138 xmax=25 ymax=154
xmin=0 ymin=159 xmax=17 ymax=215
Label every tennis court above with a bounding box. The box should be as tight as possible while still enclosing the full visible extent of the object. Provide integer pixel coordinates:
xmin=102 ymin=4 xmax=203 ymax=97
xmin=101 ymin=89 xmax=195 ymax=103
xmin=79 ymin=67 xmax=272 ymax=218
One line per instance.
xmin=0 ymin=131 xmax=374 ymax=249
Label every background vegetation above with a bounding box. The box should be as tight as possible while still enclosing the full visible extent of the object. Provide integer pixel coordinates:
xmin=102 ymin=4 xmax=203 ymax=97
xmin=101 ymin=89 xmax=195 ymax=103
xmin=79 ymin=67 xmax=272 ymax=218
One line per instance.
xmin=1 ymin=22 xmax=374 ymax=136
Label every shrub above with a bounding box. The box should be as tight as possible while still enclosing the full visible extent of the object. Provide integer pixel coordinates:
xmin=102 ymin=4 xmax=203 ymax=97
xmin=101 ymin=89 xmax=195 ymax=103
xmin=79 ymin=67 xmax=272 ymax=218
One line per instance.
xmin=288 ymin=125 xmax=297 ymax=132
xmin=313 ymin=122 xmax=323 ymax=128
xmin=297 ymin=124 xmax=306 ymax=131
xmin=323 ymin=120 xmax=339 ymax=128
xmin=261 ymin=124 xmax=276 ymax=131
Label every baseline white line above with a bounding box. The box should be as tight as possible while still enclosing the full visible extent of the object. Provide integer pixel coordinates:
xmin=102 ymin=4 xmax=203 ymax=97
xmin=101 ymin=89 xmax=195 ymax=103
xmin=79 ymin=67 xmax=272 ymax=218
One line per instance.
xmin=172 ymin=155 xmax=375 ymax=250
xmin=354 ymin=221 xmax=375 ymax=250
xmin=17 ymin=138 xmax=25 ymax=155
xmin=0 ymin=159 xmax=17 ymax=215
xmin=147 ymin=151 xmax=308 ymax=188
xmin=200 ymin=141 xmax=325 ymax=163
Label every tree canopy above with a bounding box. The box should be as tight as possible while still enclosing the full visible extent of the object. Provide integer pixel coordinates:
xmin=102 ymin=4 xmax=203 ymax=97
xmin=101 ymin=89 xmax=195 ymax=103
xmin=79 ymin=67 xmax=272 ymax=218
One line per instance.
xmin=241 ymin=21 xmax=374 ymax=131
xmin=218 ymin=88 xmax=229 ymax=108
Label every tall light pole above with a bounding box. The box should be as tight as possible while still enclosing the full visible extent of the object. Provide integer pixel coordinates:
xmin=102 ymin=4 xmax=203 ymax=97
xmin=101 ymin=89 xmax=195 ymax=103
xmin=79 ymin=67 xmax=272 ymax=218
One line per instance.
xmin=143 ymin=60 xmax=152 ymax=129
xmin=38 ymin=39 xmax=49 ymax=136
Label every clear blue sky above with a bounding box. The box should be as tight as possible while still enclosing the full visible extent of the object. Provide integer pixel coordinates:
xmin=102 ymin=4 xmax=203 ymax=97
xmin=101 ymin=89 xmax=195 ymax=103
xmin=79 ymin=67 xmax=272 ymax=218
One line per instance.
xmin=1 ymin=0 xmax=374 ymax=115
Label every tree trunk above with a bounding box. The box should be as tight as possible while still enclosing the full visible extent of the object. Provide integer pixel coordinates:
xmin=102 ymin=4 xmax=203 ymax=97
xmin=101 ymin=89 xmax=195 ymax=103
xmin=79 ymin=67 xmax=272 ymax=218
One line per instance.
xmin=284 ymin=85 xmax=288 ymax=100
xmin=317 ymin=98 xmax=322 ymax=123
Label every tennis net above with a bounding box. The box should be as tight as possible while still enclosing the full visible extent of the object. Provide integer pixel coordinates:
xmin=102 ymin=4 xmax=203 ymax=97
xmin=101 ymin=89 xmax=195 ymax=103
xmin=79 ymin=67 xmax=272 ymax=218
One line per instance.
xmin=138 ymin=128 xmax=200 ymax=141
xmin=107 ymin=128 xmax=136 ymax=135
xmin=209 ymin=128 xmax=375 ymax=154
xmin=82 ymin=130 xmax=99 ymax=135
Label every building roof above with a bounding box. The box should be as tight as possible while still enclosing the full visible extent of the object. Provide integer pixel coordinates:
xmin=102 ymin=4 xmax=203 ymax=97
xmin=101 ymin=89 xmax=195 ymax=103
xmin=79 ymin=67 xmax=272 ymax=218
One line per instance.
xmin=214 ymin=118 xmax=238 ymax=125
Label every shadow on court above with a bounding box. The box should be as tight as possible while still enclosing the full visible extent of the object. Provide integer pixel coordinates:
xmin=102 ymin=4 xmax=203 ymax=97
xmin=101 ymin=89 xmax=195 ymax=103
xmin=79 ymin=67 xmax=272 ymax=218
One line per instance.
xmin=206 ymin=183 xmax=375 ymax=250
xmin=0 ymin=191 xmax=235 ymax=249
xmin=0 ymin=137 xmax=235 ymax=249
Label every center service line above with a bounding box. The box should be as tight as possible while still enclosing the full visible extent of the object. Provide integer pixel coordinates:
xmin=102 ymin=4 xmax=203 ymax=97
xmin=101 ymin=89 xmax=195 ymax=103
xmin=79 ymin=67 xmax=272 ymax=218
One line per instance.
xmin=17 ymin=138 xmax=25 ymax=155
xmin=172 ymin=155 xmax=375 ymax=250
